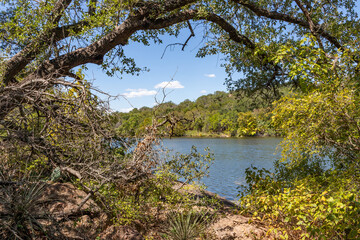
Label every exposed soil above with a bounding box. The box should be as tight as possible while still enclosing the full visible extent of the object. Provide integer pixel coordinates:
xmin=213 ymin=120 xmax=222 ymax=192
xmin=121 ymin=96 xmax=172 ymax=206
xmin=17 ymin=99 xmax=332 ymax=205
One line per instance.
xmin=208 ymin=214 xmax=269 ymax=240
xmin=1 ymin=182 xmax=270 ymax=239
xmin=173 ymin=182 xmax=271 ymax=239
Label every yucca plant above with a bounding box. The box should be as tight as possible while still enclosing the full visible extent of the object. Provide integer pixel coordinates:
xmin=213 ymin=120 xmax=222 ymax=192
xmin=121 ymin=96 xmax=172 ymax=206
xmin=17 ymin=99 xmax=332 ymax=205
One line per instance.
xmin=0 ymin=181 xmax=54 ymax=239
xmin=164 ymin=210 xmax=211 ymax=240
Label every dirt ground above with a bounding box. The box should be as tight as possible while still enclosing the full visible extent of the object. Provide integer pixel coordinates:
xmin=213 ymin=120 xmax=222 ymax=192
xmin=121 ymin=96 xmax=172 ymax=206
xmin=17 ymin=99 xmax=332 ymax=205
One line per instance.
xmin=2 ymin=182 xmax=270 ymax=239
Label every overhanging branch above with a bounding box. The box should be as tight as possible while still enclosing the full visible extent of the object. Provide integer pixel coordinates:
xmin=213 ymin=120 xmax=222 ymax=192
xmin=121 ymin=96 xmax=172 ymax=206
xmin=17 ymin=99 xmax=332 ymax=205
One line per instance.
xmin=232 ymin=0 xmax=343 ymax=49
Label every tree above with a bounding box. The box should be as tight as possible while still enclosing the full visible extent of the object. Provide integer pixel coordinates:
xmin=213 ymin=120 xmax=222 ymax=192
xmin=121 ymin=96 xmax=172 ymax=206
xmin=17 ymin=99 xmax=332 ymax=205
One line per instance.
xmin=0 ymin=1 xmax=231 ymax=237
xmin=199 ymin=0 xmax=359 ymax=96
xmin=3 ymin=0 xmax=358 ymax=119
xmin=2 ymin=0 xmax=359 ymax=186
xmin=1 ymin=0 xmax=360 ymax=238
xmin=0 ymin=0 xmax=257 ymax=120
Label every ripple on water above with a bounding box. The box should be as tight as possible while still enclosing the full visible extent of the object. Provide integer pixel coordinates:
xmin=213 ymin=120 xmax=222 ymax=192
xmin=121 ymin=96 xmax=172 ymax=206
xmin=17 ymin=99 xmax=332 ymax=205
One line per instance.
xmin=162 ymin=137 xmax=282 ymax=201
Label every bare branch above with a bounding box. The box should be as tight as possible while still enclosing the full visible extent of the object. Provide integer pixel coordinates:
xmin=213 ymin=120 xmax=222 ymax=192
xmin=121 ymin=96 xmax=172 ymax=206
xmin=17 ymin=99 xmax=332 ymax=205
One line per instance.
xmin=161 ymin=20 xmax=195 ymax=58
xmin=182 ymin=21 xmax=195 ymax=51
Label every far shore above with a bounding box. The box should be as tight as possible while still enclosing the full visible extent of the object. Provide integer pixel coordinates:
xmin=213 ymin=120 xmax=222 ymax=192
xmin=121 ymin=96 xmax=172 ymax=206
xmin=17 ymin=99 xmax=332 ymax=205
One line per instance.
xmin=163 ymin=131 xmax=281 ymax=139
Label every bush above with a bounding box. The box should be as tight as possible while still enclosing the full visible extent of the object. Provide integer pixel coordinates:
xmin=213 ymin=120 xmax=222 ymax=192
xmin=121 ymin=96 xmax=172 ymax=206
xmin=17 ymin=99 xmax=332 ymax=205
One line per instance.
xmin=240 ymin=166 xmax=360 ymax=239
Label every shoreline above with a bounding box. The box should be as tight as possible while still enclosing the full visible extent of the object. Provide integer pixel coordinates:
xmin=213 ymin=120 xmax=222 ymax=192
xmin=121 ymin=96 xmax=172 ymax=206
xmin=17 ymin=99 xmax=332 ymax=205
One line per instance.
xmin=162 ymin=134 xmax=282 ymax=139
xmin=174 ymin=180 xmax=239 ymax=208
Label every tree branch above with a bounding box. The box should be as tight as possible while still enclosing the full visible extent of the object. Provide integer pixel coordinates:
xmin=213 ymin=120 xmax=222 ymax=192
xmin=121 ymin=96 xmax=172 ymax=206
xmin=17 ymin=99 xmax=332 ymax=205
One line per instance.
xmin=2 ymin=0 xmax=74 ymax=86
xmin=88 ymin=0 xmax=97 ymax=16
xmin=0 ymin=8 xmax=262 ymax=121
xmin=232 ymin=0 xmax=343 ymax=49
xmin=294 ymin=0 xmax=325 ymax=51
xmin=161 ymin=20 xmax=195 ymax=58
xmin=182 ymin=21 xmax=195 ymax=51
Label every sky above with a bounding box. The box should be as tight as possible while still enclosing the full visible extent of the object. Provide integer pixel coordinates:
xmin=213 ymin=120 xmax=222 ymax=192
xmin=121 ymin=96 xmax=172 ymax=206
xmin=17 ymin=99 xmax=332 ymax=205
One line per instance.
xmin=84 ymin=28 xmax=230 ymax=112
xmin=83 ymin=2 xmax=360 ymax=113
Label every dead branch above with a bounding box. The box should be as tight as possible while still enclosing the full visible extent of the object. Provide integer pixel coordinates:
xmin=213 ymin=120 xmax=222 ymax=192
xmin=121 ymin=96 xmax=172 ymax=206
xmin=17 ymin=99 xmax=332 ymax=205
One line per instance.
xmin=161 ymin=20 xmax=195 ymax=58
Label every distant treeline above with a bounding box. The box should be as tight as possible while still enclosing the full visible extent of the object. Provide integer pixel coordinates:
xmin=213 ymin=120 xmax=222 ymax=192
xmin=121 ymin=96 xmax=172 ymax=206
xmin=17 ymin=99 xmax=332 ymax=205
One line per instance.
xmin=112 ymin=90 xmax=290 ymax=137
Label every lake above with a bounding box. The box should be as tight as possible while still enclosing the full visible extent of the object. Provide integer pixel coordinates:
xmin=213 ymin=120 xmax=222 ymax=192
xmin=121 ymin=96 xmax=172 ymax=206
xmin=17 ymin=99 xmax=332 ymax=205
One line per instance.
xmin=162 ymin=137 xmax=282 ymax=201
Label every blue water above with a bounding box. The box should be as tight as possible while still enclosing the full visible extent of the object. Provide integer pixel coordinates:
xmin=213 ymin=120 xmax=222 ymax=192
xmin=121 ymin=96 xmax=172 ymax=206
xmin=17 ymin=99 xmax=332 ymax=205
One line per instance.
xmin=162 ymin=137 xmax=282 ymax=201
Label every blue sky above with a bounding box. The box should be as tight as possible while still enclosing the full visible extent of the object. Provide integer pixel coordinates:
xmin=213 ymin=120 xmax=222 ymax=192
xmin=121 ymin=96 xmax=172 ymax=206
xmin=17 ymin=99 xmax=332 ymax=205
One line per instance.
xmin=83 ymin=2 xmax=360 ymax=113
xmin=84 ymin=29 xmax=230 ymax=112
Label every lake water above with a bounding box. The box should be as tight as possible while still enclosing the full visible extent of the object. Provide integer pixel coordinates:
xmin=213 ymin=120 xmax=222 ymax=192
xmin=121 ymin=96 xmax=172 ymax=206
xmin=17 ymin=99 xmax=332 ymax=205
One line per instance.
xmin=162 ymin=137 xmax=282 ymax=201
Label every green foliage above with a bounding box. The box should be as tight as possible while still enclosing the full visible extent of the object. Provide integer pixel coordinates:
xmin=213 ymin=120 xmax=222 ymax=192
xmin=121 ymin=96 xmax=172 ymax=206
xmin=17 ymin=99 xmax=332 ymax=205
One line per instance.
xmin=113 ymin=90 xmax=281 ymax=138
xmin=271 ymin=35 xmax=360 ymax=170
xmin=0 ymin=0 xmax=150 ymax=77
xmin=205 ymin=0 xmax=359 ymax=96
xmin=81 ymin=145 xmax=215 ymax=226
xmin=240 ymin=167 xmax=360 ymax=239
xmin=240 ymin=33 xmax=360 ymax=240
xmin=4 ymin=0 xmax=360 ymax=238
xmin=273 ymin=87 xmax=360 ymax=169
xmin=236 ymin=112 xmax=258 ymax=137
xmin=162 ymin=146 xmax=214 ymax=185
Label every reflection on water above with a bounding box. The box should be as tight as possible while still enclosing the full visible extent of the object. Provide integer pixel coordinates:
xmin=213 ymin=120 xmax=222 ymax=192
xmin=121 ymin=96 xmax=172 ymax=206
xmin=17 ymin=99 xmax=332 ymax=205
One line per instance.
xmin=162 ymin=137 xmax=282 ymax=201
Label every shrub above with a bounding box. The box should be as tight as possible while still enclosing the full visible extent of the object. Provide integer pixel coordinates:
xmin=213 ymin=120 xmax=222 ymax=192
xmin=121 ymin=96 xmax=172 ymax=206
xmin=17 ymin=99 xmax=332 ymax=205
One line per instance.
xmin=240 ymin=166 xmax=360 ymax=239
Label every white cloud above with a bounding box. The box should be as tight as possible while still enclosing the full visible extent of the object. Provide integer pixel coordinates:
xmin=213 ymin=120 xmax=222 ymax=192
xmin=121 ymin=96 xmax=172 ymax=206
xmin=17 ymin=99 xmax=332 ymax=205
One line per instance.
xmin=200 ymin=90 xmax=207 ymax=94
xmin=119 ymin=107 xmax=134 ymax=113
xmin=122 ymin=88 xmax=157 ymax=98
xmin=154 ymin=80 xmax=184 ymax=89
xmin=204 ymin=74 xmax=216 ymax=78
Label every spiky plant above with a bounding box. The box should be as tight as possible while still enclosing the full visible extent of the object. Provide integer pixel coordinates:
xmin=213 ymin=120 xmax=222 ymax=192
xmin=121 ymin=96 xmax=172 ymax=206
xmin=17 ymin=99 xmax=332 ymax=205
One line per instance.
xmin=0 ymin=181 xmax=53 ymax=239
xmin=164 ymin=210 xmax=211 ymax=240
